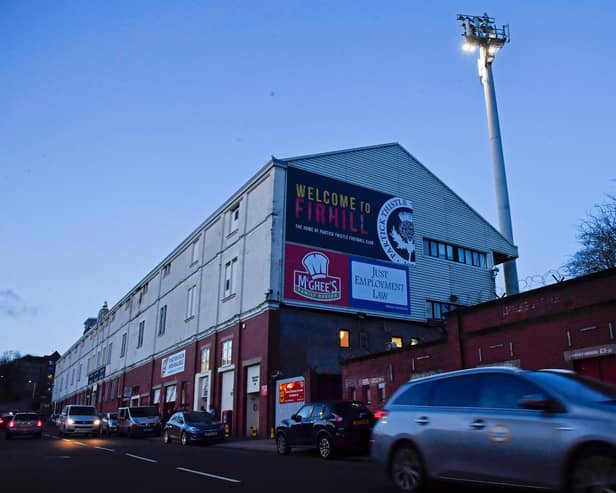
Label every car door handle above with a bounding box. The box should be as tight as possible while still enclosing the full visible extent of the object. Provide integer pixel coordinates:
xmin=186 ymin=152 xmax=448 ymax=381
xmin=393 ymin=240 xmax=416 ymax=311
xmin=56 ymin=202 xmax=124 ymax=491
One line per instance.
xmin=415 ymin=416 xmax=429 ymax=425
xmin=470 ymin=419 xmax=485 ymax=429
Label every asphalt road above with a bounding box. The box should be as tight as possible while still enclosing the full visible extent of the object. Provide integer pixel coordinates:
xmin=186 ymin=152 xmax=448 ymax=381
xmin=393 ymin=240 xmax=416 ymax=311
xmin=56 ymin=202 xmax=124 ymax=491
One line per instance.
xmin=0 ymin=428 xmax=512 ymax=493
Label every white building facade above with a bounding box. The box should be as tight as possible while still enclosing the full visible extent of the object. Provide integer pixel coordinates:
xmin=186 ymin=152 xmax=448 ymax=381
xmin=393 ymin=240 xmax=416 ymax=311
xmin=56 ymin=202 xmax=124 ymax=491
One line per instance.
xmin=53 ymin=143 xmax=517 ymax=437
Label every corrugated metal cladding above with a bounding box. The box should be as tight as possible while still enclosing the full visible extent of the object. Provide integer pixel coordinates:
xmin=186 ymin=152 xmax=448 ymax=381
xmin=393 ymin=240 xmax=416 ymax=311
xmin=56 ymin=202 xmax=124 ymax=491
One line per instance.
xmin=281 ymin=143 xmax=516 ymax=320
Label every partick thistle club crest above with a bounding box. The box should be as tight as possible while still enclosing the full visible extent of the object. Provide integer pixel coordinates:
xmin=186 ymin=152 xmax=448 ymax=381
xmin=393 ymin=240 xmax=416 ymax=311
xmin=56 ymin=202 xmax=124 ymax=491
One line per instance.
xmin=377 ymin=197 xmax=416 ymax=265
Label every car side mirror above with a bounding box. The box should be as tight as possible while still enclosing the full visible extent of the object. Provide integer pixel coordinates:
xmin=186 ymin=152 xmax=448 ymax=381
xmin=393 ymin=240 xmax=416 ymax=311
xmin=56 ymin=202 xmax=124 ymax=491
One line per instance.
xmin=519 ymin=395 xmax=562 ymax=413
xmin=291 ymin=414 xmax=301 ymax=422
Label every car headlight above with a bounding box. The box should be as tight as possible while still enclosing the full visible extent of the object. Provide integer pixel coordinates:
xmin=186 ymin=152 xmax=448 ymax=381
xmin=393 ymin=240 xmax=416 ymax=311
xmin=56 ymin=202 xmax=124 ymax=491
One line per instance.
xmin=67 ymin=418 xmax=75 ymax=425
xmin=94 ymin=419 xmax=101 ymax=426
xmin=187 ymin=426 xmax=200 ymax=433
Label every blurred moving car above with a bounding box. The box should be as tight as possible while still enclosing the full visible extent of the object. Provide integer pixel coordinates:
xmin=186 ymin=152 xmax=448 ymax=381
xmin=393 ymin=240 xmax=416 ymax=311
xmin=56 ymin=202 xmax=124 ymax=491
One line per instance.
xmin=118 ymin=406 xmax=161 ymax=437
xmin=100 ymin=412 xmax=119 ymax=435
xmin=5 ymin=412 xmax=43 ymax=440
xmin=57 ymin=405 xmax=101 ymax=437
xmin=48 ymin=414 xmax=59 ymax=426
xmin=162 ymin=411 xmax=223 ymax=446
xmin=275 ymin=400 xmax=375 ymax=459
xmin=371 ymin=367 xmax=616 ymax=492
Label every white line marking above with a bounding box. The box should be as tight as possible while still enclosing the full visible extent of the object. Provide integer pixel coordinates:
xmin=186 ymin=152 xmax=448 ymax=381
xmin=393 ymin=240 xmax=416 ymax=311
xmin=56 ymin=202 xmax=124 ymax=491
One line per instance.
xmin=125 ymin=453 xmax=158 ymax=463
xmin=72 ymin=441 xmax=88 ymax=446
xmin=176 ymin=467 xmax=241 ymax=483
xmin=95 ymin=446 xmax=115 ymax=452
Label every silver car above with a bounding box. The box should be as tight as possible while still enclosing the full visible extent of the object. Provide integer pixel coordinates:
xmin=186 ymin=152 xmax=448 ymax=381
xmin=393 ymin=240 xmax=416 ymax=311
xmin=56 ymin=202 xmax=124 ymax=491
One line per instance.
xmin=57 ymin=405 xmax=101 ymax=437
xmin=371 ymin=367 xmax=616 ymax=492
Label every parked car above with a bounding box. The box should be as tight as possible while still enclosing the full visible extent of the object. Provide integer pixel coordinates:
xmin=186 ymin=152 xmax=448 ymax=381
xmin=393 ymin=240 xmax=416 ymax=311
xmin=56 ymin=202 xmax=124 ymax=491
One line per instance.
xmin=5 ymin=412 xmax=43 ymax=439
xmin=371 ymin=367 xmax=616 ymax=492
xmin=99 ymin=412 xmax=119 ymax=435
xmin=57 ymin=405 xmax=101 ymax=437
xmin=118 ymin=406 xmax=161 ymax=437
xmin=275 ymin=400 xmax=375 ymax=459
xmin=162 ymin=411 xmax=223 ymax=446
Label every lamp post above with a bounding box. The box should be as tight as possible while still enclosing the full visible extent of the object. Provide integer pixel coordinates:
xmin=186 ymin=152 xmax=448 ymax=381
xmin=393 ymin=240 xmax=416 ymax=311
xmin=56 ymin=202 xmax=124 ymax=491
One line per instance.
xmin=457 ymin=13 xmax=519 ymax=296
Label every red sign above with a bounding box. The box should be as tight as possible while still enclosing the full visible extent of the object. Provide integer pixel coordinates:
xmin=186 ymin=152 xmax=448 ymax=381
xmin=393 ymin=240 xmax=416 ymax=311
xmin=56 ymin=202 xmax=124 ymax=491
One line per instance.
xmin=279 ymin=380 xmax=305 ymax=404
xmin=284 ymin=243 xmax=349 ymax=307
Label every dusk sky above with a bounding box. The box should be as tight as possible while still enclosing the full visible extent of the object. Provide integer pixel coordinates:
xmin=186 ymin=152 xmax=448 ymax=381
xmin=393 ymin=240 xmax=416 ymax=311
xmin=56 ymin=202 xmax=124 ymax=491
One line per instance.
xmin=2 ymin=1 xmax=615 ymax=357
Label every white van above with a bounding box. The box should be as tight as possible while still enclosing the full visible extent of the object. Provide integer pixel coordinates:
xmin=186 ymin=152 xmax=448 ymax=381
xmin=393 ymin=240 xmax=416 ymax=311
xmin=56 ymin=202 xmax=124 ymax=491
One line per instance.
xmin=118 ymin=406 xmax=161 ymax=437
xmin=57 ymin=405 xmax=100 ymax=437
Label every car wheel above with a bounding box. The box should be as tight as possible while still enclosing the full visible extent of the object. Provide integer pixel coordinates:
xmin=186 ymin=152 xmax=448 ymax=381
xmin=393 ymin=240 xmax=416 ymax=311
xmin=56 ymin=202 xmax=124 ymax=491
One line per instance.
xmin=317 ymin=434 xmax=334 ymax=460
xmin=276 ymin=432 xmax=290 ymax=455
xmin=180 ymin=432 xmax=188 ymax=446
xmin=163 ymin=430 xmax=171 ymax=444
xmin=569 ymin=445 xmax=616 ymax=493
xmin=391 ymin=444 xmax=425 ymax=492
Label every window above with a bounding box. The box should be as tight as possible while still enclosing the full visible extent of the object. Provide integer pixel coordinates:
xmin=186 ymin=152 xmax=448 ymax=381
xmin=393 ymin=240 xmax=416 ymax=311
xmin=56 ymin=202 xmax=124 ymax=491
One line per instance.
xmin=426 ymin=300 xmax=458 ymax=320
xmin=363 ymin=385 xmax=371 ymax=404
xmin=77 ymin=364 xmax=82 ymax=382
xmin=191 ymin=236 xmax=201 ymax=265
xmin=229 ymin=205 xmax=240 ymax=234
xmin=479 ymin=374 xmax=545 ymax=409
xmin=432 ymin=375 xmax=480 ymax=407
xmin=224 ymin=258 xmax=238 ymax=297
xmin=221 ymin=340 xmax=233 ymax=366
xmin=200 ymin=347 xmax=210 ymax=372
xmin=359 ymin=332 xmax=369 ymax=349
xmin=424 ymin=238 xmax=487 ymax=269
xmin=120 ymin=333 xmax=127 ymax=357
xmin=107 ymin=343 xmax=112 ymax=364
xmin=158 ymin=305 xmax=167 ymax=336
xmin=71 ymin=368 xmax=75 ymax=385
xmin=391 ymin=337 xmax=403 ymax=348
xmin=165 ymin=384 xmax=177 ymax=403
xmin=137 ymin=321 xmax=145 ymax=348
xmin=296 ymin=405 xmax=313 ymax=419
xmin=186 ymin=285 xmax=197 ymax=319
xmin=377 ymin=383 xmax=386 ymax=402
xmin=339 ymin=329 xmax=350 ymax=348
xmin=124 ymin=299 xmax=130 ymax=311
xmin=181 ymin=381 xmax=188 ymax=405
xmin=162 ymin=262 xmax=171 ymax=277
xmin=152 ymin=388 xmax=161 ymax=404
xmin=97 ymin=350 xmax=102 ymax=367
xmin=351 ymin=387 xmax=357 ymax=401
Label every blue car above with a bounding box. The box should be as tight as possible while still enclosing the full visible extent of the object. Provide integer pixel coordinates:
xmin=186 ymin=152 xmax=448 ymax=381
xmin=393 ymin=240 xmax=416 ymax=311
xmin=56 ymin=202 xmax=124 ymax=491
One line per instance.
xmin=162 ymin=411 xmax=223 ymax=446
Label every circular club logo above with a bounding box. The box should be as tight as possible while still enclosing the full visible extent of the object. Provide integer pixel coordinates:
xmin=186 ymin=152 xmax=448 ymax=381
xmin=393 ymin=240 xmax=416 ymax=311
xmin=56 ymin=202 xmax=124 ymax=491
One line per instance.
xmin=377 ymin=197 xmax=416 ymax=265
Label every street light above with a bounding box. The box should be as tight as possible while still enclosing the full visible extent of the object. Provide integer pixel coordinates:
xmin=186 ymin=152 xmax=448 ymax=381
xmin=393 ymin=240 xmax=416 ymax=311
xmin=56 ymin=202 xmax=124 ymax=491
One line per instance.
xmin=457 ymin=13 xmax=519 ymax=296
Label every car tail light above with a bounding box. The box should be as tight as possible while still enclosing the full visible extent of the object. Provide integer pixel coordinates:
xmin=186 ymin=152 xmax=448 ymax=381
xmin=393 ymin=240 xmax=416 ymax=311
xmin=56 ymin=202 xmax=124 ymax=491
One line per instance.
xmin=8 ymin=420 xmax=15 ymax=428
xmin=374 ymin=409 xmax=389 ymax=421
xmin=0 ymin=418 xmax=3 ymax=425
xmin=37 ymin=420 xmax=43 ymax=427
xmin=329 ymin=413 xmax=343 ymax=425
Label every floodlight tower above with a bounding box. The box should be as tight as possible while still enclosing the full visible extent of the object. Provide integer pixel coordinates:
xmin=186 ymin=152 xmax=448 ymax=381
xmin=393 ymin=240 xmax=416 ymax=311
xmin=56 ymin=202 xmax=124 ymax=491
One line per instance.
xmin=457 ymin=13 xmax=519 ymax=296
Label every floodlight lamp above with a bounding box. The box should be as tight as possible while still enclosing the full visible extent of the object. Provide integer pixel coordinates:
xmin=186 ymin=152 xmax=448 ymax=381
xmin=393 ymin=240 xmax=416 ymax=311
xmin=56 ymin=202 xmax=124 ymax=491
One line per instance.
xmin=463 ymin=41 xmax=477 ymax=52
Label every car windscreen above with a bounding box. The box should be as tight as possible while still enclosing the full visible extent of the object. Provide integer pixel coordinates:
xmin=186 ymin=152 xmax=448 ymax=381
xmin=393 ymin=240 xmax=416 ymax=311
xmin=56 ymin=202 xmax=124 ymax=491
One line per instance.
xmin=528 ymin=371 xmax=616 ymax=403
xmin=14 ymin=414 xmax=38 ymax=422
xmin=129 ymin=407 xmax=159 ymax=417
xmin=108 ymin=413 xmax=118 ymax=419
xmin=331 ymin=402 xmax=372 ymax=418
xmin=70 ymin=406 xmax=96 ymax=416
xmin=184 ymin=412 xmax=214 ymax=425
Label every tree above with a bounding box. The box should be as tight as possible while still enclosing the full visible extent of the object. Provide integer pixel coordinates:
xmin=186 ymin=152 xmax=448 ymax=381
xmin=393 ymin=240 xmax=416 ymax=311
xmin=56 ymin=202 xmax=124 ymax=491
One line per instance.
xmin=0 ymin=350 xmax=21 ymax=364
xmin=565 ymin=195 xmax=616 ymax=276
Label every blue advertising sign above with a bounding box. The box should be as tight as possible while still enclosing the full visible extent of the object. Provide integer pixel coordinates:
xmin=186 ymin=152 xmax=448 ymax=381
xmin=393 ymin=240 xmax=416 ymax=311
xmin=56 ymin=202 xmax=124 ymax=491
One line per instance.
xmin=286 ymin=166 xmax=416 ymax=265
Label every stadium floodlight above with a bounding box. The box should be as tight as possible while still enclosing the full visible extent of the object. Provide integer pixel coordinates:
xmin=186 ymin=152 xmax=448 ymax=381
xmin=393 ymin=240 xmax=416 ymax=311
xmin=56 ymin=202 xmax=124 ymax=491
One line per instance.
xmin=457 ymin=13 xmax=519 ymax=296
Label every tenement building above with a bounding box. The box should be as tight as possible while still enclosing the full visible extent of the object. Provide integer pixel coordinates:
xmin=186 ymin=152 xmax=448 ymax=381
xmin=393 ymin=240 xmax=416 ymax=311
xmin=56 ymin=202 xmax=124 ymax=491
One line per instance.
xmin=52 ymin=143 xmax=517 ymax=437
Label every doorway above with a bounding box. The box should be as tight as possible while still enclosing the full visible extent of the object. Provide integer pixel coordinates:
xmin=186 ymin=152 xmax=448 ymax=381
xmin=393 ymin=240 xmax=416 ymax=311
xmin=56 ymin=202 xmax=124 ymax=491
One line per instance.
xmin=574 ymin=355 xmax=616 ymax=385
xmin=246 ymin=394 xmax=259 ymax=437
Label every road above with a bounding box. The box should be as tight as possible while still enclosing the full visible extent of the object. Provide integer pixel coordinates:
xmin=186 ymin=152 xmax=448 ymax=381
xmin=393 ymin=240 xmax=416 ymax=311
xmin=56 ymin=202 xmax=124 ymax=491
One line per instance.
xmin=0 ymin=428 xmax=506 ymax=493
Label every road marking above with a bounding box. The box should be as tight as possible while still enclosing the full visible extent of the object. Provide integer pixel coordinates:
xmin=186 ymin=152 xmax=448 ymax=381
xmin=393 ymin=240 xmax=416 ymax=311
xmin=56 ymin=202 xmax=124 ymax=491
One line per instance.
xmin=125 ymin=453 xmax=158 ymax=463
xmin=72 ymin=440 xmax=88 ymax=446
xmin=176 ymin=467 xmax=241 ymax=483
xmin=95 ymin=446 xmax=115 ymax=452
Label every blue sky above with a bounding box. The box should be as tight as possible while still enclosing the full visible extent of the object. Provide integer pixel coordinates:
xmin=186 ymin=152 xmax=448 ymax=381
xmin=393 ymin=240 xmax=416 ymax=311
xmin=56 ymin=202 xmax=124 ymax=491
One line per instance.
xmin=1 ymin=1 xmax=615 ymax=356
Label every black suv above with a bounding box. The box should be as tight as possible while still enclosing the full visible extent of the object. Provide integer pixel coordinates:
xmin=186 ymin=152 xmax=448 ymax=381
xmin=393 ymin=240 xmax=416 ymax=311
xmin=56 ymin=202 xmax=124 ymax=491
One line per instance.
xmin=275 ymin=400 xmax=374 ymax=459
